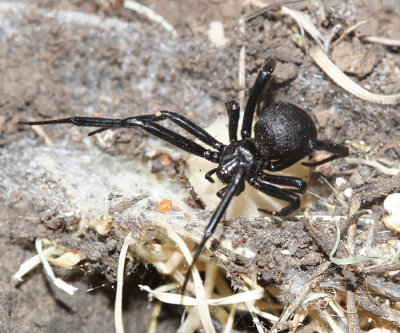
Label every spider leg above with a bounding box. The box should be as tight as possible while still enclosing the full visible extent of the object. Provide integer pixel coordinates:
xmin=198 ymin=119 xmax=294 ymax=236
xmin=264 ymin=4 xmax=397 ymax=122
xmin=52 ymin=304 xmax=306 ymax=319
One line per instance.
xmin=302 ymin=140 xmax=349 ymax=167
xmin=205 ymin=168 xmax=217 ymax=183
xmin=241 ymin=58 xmax=276 ymax=139
xmin=88 ymin=128 xmax=110 ymax=136
xmin=19 ymin=117 xmax=122 ymax=127
xmin=132 ymin=111 xmax=224 ymax=150
xmin=181 ymin=166 xmax=247 ymax=295
xmin=260 ymin=172 xmax=307 ymax=194
xmin=21 ymin=111 xmax=224 ymax=150
xmin=249 ymin=178 xmax=301 ymax=216
xmin=20 ymin=116 xmax=221 ymax=163
xmin=264 ymin=156 xmax=306 ymax=172
xmin=216 ymin=185 xmax=229 ymax=198
xmin=225 ymin=101 xmax=240 ymax=142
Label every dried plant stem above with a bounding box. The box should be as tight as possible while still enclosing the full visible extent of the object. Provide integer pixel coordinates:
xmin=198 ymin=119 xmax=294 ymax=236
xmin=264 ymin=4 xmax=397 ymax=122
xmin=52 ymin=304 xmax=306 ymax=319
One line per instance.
xmin=309 ymin=46 xmax=400 ymax=105
xmin=115 ymin=232 xmax=135 ymax=333
xmin=362 ymin=35 xmax=400 ymax=47
xmin=333 ymin=0 xmax=383 ymax=47
xmin=270 ymin=260 xmax=331 ymax=333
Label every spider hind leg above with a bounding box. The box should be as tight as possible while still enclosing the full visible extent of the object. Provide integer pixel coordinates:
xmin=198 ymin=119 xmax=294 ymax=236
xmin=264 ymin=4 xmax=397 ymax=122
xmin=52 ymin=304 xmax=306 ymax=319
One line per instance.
xmin=249 ymin=178 xmax=301 ymax=216
xmin=302 ymin=140 xmax=349 ymax=167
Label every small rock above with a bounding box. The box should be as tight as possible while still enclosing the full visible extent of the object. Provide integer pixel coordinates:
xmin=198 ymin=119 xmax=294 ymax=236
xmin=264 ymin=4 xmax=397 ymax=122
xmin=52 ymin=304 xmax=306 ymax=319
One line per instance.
xmin=332 ymin=39 xmax=376 ymax=78
xmin=274 ymin=44 xmax=304 ymax=64
xmin=272 ymin=62 xmax=299 ymax=84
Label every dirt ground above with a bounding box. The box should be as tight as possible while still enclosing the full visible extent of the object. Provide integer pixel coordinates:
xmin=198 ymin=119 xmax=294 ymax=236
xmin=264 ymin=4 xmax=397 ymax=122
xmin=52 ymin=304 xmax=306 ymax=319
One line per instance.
xmin=1 ymin=0 xmax=400 ymax=332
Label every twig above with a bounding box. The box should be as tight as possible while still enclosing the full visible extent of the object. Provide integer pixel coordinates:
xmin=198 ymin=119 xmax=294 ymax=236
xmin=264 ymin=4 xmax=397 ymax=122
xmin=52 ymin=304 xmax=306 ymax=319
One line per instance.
xmin=323 ymin=24 xmax=342 ymax=54
xmin=244 ymin=293 xmax=265 ymax=333
xmin=363 ymin=262 xmax=400 ymax=274
xmin=303 ymin=209 xmax=339 ymax=256
xmin=319 ymin=175 xmax=348 ymax=209
xmin=345 ymin=198 xmax=361 ymax=333
xmin=270 ymin=260 xmax=331 ymax=333
xmin=321 ymin=309 xmax=345 ymax=333
xmin=179 ymin=263 xmax=218 ymax=333
xmin=330 ymin=210 xmax=380 ymax=265
xmin=346 ymin=198 xmax=360 ymax=256
xmin=354 ymin=293 xmax=400 ymax=328
xmin=364 ymin=276 xmax=400 ymax=303
xmin=362 ymin=35 xmax=400 ymax=47
xmin=346 ymin=290 xmax=361 ymax=333
xmin=332 ymin=0 xmax=383 ymax=47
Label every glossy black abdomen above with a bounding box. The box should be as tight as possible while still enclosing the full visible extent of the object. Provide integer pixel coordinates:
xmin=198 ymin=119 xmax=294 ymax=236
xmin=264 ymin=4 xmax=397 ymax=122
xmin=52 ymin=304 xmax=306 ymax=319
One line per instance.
xmin=254 ymin=103 xmax=317 ymax=159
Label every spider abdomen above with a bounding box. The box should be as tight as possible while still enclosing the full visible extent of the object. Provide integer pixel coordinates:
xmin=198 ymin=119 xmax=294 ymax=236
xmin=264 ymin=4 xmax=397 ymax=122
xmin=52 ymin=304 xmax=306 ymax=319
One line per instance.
xmin=254 ymin=103 xmax=317 ymax=160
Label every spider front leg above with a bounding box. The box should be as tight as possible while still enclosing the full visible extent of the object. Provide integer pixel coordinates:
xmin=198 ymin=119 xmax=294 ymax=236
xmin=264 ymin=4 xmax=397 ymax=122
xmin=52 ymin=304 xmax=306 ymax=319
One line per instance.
xmin=181 ymin=166 xmax=247 ymax=295
xmin=225 ymin=101 xmax=240 ymax=142
xmin=241 ymin=58 xmax=276 ymax=139
xmin=125 ymin=118 xmax=222 ymax=161
xmin=132 ymin=111 xmax=224 ymax=150
xmin=249 ymin=178 xmax=301 ymax=216
xmin=302 ymin=140 xmax=349 ymax=167
xmin=19 ymin=114 xmax=222 ymax=163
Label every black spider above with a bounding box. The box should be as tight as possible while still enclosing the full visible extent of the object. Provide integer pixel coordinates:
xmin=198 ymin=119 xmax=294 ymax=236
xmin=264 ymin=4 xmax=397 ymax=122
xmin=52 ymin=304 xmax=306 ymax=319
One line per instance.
xmin=20 ymin=58 xmax=348 ymax=294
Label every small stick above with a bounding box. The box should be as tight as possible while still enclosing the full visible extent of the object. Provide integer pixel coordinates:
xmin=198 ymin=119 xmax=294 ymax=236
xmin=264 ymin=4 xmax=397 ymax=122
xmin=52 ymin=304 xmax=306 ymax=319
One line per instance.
xmin=345 ymin=198 xmax=362 ymax=333
xmin=362 ymin=35 xmax=400 ymax=47
xmin=332 ymin=0 xmax=383 ymax=47
xmin=354 ymin=293 xmax=400 ymax=328
xmin=270 ymin=260 xmax=331 ymax=333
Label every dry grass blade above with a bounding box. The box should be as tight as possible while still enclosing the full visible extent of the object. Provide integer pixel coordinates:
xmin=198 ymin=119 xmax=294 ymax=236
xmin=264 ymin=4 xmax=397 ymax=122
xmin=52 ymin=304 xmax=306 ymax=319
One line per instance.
xmin=148 ymin=301 xmax=162 ymax=333
xmin=281 ymin=6 xmax=325 ymax=48
xmin=13 ymin=245 xmax=57 ymax=281
xmin=346 ymin=157 xmax=400 ymax=176
xmin=35 ymin=239 xmax=78 ymax=295
xmin=222 ymin=303 xmax=238 ymax=333
xmin=309 ymin=45 xmax=400 ymax=105
xmin=362 ymin=35 xmax=400 ymax=47
xmin=139 ymin=285 xmax=263 ymax=306
xmin=244 ymin=297 xmax=265 ymax=333
xmin=31 ymin=125 xmax=54 ymax=148
xmin=164 ymin=226 xmax=216 ymax=333
xmin=270 ymin=259 xmax=331 ymax=333
xmin=115 ymin=232 xmax=135 ymax=333
xmin=123 ymin=0 xmax=177 ymax=38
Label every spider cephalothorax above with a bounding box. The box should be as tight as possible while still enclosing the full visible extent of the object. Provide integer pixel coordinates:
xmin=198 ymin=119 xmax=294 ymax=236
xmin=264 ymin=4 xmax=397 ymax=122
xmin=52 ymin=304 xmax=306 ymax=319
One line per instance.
xmin=20 ymin=57 xmax=348 ymax=294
